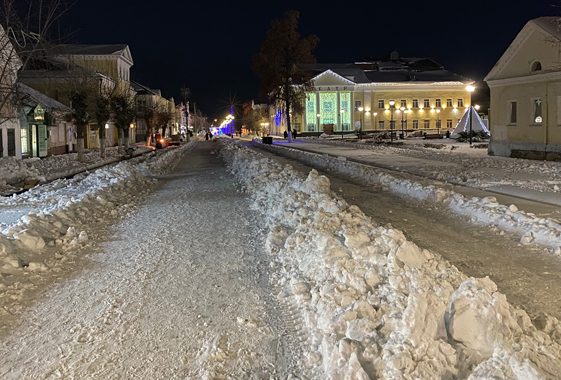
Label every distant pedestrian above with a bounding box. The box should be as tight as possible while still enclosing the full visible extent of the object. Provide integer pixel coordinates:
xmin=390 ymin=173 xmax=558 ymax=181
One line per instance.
xmin=284 ymin=130 xmax=288 ymax=139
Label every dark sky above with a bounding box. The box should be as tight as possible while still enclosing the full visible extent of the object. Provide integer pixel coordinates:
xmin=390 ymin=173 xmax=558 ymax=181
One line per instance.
xmin=59 ymin=0 xmax=559 ymax=119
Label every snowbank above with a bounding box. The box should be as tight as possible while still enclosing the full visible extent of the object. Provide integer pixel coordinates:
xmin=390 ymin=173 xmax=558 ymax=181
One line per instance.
xmin=305 ymin=138 xmax=561 ymax=195
xmin=255 ymin=142 xmax=561 ymax=253
xmin=219 ymin=139 xmax=561 ymax=379
xmin=0 ymin=142 xmax=197 ymax=320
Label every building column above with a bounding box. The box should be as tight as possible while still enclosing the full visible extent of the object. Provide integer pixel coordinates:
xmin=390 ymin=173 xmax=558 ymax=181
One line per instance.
xmin=336 ymin=91 xmax=341 ymax=131
xmin=364 ymin=91 xmax=372 ymax=130
xmin=316 ymin=91 xmax=320 ymax=132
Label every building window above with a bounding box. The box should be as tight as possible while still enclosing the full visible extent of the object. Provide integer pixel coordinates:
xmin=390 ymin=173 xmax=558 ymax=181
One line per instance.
xmin=423 ymin=99 xmax=430 ymax=108
xmin=378 ymin=120 xmax=385 ymax=130
xmin=306 ymin=92 xmax=317 ymax=131
xmin=533 ymin=98 xmax=542 ymax=124
xmin=447 ymin=119 xmax=453 ymax=129
xmin=355 ymin=100 xmax=362 ymax=110
xmin=424 ymin=120 xmax=430 ymax=129
xmin=458 ymin=99 xmax=464 ymax=107
xmin=435 ymin=99 xmax=441 ymax=107
xmin=447 ymin=99 xmax=453 ymax=107
xmin=378 ymin=100 xmax=384 ymax=108
xmin=400 ymin=99 xmax=407 ymax=108
xmin=320 ymin=92 xmax=337 ymax=126
xmin=412 ymin=99 xmax=419 ymax=108
xmin=413 ymin=120 xmax=419 ymax=129
xmin=531 ymin=61 xmax=542 ymax=72
xmin=294 ymin=123 xmax=301 ymax=132
xmin=509 ymin=101 xmax=517 ymax=124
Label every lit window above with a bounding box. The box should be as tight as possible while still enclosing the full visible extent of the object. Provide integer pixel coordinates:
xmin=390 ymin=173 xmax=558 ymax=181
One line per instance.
xmin=447 ymin=99 xmax=453 ymax=107
xmin=413 ymin=120 xmax=418 ymax=129
xmin=435 ymin=99 xmax=441 ymax=107
xmin=424 ymin=99 xmax=430 ymax=108
xmin=424 ymin=120 xmax=430 ymax=129
xmin=458 ymin=99 xmax=464 ymax=107
xmin=355 ymin=100 xmax=362 ymax=110
xmin=401 ymin=99 xmax=407 ymax=108
xmin=533 ymin=99 xmax=542 ymax=124
xmin=378 ymin=100 xmax=384 ymax=108
xmin=446 ymin=119 xmax=452 ymax=129
xmin=412 ymin=99 xmax=419 ymax=108
xmin=378 ymin=120 xmax=385 ymax=130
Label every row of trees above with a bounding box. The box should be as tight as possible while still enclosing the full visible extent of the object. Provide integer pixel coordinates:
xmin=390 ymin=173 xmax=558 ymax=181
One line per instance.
xmin=67 ymin=74 xmax=174 ymax=162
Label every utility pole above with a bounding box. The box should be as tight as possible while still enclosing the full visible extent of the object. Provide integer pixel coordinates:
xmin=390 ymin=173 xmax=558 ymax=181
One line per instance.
xmin=194 ymin=102 xmax=197 ymax=134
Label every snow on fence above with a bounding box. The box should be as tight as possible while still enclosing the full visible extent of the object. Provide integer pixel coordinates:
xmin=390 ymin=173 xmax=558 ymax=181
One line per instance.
xmin=219 ymin=138 xmax=561 ymax=380
xmin=255 ymin=141 xmax=561 ymax=253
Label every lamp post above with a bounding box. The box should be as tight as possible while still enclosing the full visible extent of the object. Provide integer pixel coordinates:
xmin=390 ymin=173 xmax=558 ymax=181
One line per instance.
xmin=358 ymin=107 xmax=364 ymax=139
xmin=436 ymin=109 xmax=441 ymax=135
xmin=389 ymin=100 xmax=395 ymax=142
xmin=339 ymin=110 xmax=345 ymax=139
xmin=466 ymin=85 xmax=475 ymax=145
xmin=400 ymin=106 xmax=406 ymax=138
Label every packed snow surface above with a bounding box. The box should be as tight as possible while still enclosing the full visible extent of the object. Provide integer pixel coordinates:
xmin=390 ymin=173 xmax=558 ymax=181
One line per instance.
xmin=305 ymin=137 xmax=561 ymax=196
xmin=0 ymin=141 xmax=297 ymax=379
xmin=0 ymin=142 xmax=195 ymax=332
xmin=220 ymin=139 xmax=561 ymax=379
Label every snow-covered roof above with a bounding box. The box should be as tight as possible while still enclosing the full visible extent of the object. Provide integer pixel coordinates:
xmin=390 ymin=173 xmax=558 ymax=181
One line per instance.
xmin=532 ymin=17 xmax=561 ymax=41
xmin=303 ymin=56 xmax=471 ymax=85
xmin=18 ymin=83 xmax=72 ymax=113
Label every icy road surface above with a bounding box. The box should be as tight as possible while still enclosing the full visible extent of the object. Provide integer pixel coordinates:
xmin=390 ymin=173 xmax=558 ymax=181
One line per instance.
xmin=0 ymin=142 xmax=298 ymax=379
xmin=251 ymin=143 xmax=561 ymax=320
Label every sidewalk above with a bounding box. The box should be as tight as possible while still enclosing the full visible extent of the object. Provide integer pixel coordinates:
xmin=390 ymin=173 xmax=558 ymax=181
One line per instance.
xmin=0 ymin=141 xmax=296 ymax=379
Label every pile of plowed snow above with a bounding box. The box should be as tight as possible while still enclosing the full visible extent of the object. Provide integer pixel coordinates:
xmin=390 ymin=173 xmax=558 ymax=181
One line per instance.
xmin=220 ymin=140 xmax=561 ymax=380
xmin=257 ymin=142 xmax=561 ymax=253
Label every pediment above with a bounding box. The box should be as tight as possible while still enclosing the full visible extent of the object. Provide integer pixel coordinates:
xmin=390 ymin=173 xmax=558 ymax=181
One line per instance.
xmin=119 ymin=46 xmax=134 ymax=66
xmin=486 ymin=21 xmax=561 ymax=82
xmin=312 ymin=70 xmax=356 ymax=86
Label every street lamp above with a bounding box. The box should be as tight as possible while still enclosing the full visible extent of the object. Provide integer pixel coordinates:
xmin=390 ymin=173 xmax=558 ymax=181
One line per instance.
xmin=358 ymin=106 xmax=364 ymax=139
xmin=400 ymin=106 xmax=406 ymax=138
xmin=339 ymin=110 xmax=345 ymax=139
xmin=466 ymin=85 xmax=476 ymax=145
xmin=389 ymin=100 xmax=396 ymax=142
xmin=436 ymin=109 xmax=441 ymax=135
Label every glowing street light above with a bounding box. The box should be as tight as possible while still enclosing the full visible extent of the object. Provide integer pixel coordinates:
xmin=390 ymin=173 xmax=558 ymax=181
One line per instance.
xmin=389 ymin=100 xmax=396 ymax=142
xmin=466 ymin=85 xmax=476 ymax=145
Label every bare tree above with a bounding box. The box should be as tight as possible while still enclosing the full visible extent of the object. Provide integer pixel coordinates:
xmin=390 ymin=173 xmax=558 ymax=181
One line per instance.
xmin=0 ymin=0 xmax=71 ymax=129
xmin=92 ymin=83 xmax=111 ymax=158
xmin=180 ymin=86 xmax=190 ymax=141
xmin=110 ymin=86 xmax=135 ymax=153
xmin=252 ymin=10 xmax=318 ymax=142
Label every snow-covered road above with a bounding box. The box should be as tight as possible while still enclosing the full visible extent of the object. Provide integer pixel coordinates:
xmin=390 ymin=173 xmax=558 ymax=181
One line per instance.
xmin=0 ymin=142 xmax=299 ymax=379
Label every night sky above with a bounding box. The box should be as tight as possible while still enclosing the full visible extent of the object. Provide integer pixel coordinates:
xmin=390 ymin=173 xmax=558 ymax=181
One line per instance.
xmin=58 ymin=0 xmax=558 ymax=119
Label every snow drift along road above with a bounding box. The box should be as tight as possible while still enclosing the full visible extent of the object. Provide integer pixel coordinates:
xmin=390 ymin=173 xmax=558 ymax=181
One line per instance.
xmin=220 ymin=139 xmax=561 ymax=380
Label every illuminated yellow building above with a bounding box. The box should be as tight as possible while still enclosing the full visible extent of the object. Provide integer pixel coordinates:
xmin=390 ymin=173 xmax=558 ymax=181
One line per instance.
xmin=270 ymin=52 xmax=474 ymax=136
xmin=485 ymin=17 xmax=561 ymax=160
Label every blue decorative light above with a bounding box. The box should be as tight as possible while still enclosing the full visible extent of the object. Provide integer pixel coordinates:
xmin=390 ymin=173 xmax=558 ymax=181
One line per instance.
xmin=275 ymin=110 xmax=282 ymax=127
